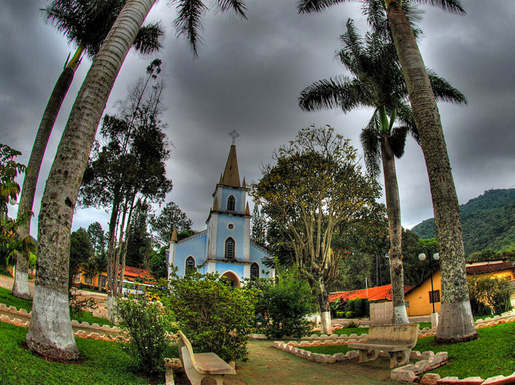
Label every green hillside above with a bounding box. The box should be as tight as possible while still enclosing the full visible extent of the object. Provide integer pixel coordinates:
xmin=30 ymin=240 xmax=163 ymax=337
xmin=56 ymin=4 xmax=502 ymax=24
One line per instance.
xmin=411 ymin=189 xmax=515 ymax=256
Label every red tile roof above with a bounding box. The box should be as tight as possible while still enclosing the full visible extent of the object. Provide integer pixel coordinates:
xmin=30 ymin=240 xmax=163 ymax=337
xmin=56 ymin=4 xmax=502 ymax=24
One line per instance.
xmin=119 ymin=266 xmax=154 ymax=283
xmin=465 ymin=260 xmax=515 ymax=276
xmin=329 ymin=284 xmax=413 ymax=303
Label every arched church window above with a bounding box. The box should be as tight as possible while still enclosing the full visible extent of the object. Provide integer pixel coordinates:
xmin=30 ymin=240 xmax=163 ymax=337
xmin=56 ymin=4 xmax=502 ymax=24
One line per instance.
xmin=225 ymin=238 xmax=235 ymax=260
xmin=250 ymin=263 xmax=259 ymax=280
xmin=227 ymin=195 xmax=236 ymax=211
xmin=186 ymin=256 xmax=196 ymax=273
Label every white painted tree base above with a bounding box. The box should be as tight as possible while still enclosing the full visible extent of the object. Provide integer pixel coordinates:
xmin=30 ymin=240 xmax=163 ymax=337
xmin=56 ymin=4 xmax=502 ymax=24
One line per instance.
xmin=12 ymin=270 xmax=31 ymax=300
xmin=393 ymin=305 xmax=409 ymax=324
xmin=26 ymin=285 xmax=79 ymax=360
xmin=320 ymin=311 xmax=332 ymax=334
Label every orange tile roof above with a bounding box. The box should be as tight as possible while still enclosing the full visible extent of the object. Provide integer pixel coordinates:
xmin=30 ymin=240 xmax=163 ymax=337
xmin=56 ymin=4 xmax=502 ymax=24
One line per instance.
xmin=329 ymin=284 xmax=413 ymax=302
xmin=119 ymin=266 xmax=154 ymax=283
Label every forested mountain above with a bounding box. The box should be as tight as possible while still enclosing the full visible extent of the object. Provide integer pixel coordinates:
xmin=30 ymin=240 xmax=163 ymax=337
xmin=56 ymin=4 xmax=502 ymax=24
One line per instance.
xmin=411 ymin=189 xmax=515 ymax=256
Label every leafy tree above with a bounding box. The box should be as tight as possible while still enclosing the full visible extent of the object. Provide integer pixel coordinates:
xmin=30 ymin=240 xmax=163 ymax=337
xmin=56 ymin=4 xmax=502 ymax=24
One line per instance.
xmin=126 ymin=199 xmax=152 ymax=268
xmin=297 ymin=0 xmax=476 ymax=344
xmin=0 ymin=145 xmax=34 ymax=273
xmin=163 ymin=272 xmax=256 ymax=362
xmin=30 ymin=0 xmax=248 ymax=360
xmin=87 ymin=222 xmax=107 ymax=260
xmin=79 ymin=62 xmax=172 ymax=320
xmin=13 ymin=0 xmax=162 ymax=301
xmin=149 ymin=201 xmax=192 ymax=246
xmin=299 ymin=15 xmax=466 ymax=324
xmin=252 ymin=126 xmax=381 ymax=334
xmin=149 ymin=246 xmax=168 ymax=280
xmin=251 ymin=204 xmax=267 ymax=247
xmin=69 ymin=228 xmax=93 ymax=290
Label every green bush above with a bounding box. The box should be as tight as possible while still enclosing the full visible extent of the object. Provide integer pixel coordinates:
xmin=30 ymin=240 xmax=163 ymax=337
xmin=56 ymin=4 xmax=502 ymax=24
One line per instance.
xmin=116 ymin=297 xmax=171 ymax=376
xmin=468 ymin=275 xmax=513 ymax=316
xmin=331 ymin=297 xmax=369 ymax=319
xmin=249 ymin=271 xmax=314 ymax=339
xmin=163 ymin=272 xmax=256 ymax=362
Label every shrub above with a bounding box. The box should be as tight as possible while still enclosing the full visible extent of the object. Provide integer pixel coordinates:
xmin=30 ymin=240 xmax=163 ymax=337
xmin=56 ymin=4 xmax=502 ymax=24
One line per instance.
xmin=163 ymin=272 xmax=256 ymax=362
xmin=468 ymin=276 xmax=513 ymax=316
xmin=249 ymin=271 xmax=314 ymax=339
xmin=116 ymin=297 xmax=171 ymax=376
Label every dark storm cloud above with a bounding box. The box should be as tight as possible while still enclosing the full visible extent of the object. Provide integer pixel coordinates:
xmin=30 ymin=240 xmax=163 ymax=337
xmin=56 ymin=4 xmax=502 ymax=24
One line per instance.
xmin=1 ymin=0 xmax=514 ymax=235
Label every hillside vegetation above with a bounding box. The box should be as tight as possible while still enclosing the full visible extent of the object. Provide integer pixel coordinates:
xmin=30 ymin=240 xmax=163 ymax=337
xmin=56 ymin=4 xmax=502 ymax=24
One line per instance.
xmin=411 ymin=189 xmax=515 ymax=256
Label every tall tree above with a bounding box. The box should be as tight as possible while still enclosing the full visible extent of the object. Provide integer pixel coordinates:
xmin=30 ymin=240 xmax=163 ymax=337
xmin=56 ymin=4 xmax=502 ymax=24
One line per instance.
xmin=149 ymin=201 xmax=192 ymax=247
xmin=297 ymin=0 xmax=476 ymax=342
xmin=253 ymin=126 xmax=381 ymax=334
xmin=79 ymin=63 xmax=171 ymax=320
xmin=251 ymin=205 xmax=267 ymax=247
xmin=87 ymin=222 xmax=107 ymax=260
xmin=126 ymin=199 xmax=152 ymax=268
xmin=29 ymin=0 xmax=248 ymax=359
xmin=299 ymin=19 xmax=466 ymax=323
xmin=13 ymin=0 xmax=162 ymax=300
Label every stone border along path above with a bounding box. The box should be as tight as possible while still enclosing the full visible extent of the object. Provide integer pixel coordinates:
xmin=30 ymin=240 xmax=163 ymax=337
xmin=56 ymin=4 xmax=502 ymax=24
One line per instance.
xmin=273 ymin=312 xmax=515 ymax=385
xmin=0 ymin=303 xmax=128 ymax=342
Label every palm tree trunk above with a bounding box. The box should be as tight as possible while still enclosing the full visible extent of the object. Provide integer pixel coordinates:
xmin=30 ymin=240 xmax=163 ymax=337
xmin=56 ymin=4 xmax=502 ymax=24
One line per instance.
xmin=386 ymin=0 xmax=476 ymax=342
xmin=381 ymin=136 xmax=409 ymax=324
xmin=26 ymin=0 xmax=157 ymax=359
xmin=12 ymin=48 xmax=83 ymax=300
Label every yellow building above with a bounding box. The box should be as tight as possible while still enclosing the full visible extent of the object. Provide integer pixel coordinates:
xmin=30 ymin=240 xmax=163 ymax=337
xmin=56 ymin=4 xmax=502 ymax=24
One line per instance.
xmin=405 ymin=259 xmax=515 ymax=317
xmin=74 ymin=266 xmax=154 ymax=293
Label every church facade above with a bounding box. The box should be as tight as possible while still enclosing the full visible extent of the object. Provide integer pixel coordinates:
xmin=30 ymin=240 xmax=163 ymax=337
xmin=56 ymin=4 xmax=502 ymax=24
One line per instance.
xmin=167 ymin=142 xmax=273 ymax=287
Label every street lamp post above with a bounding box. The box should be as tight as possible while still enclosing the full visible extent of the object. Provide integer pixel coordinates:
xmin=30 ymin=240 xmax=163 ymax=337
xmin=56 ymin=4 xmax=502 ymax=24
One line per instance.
xmin=418 ymin=249 xmax=440 ymax=327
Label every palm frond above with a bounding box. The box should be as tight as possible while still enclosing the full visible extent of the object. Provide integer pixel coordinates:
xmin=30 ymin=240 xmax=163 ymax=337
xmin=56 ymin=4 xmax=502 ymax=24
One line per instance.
xmin=360 ymin=114 xmax=382 ymax=178
xmin=428 ymin=70 xmax=468 ymax=105
xmin=413 ymin=0 xmax=465 ymax=15
xmin=299 ymin=76 xmax=374 ymax=112
xmin=217 ymin=0 xmax=248 ymax=18
xmin=172 ymin=0 xmax=208 ymax=55
xmin=297 ymin=0 xmax=347 ymax=14
xmin=395 ymin=103 xmax=419 ymax=143
xmin=133 ymin=23 xmax=164 ymax=55
xmin=389 ymin=125 xmax=409 ymax=158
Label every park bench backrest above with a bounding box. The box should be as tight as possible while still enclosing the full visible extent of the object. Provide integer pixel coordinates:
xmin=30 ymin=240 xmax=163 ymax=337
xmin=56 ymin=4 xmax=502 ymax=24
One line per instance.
xmin=177 ymin=330 xmax=198 ymax=368
xmin=367 ymin=323 xmax=419 ymax=347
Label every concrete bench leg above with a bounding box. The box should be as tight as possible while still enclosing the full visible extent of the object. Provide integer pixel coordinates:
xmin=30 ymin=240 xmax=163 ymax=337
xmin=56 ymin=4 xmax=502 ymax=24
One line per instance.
xmin=388 ymin=350 xmax=410 ymax=368
xmin=357 ymin=349 xmax=379 ymax=363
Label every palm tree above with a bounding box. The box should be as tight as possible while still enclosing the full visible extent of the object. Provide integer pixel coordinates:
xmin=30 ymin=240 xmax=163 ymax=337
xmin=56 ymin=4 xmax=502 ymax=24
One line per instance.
xmin=12 ymin=0 xmax=162 ymax=300
xmin=299 ymin=19 xmax=466 ymax=324
xmin=27 ymin=0 xmax=248 ymax=361
xmin=297 ymin=0 xmax=477 ymax=343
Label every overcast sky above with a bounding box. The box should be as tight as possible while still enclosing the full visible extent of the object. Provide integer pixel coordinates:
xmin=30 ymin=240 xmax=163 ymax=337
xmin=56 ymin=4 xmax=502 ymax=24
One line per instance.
xmin=1 ymin=1 xmax=515 ymax=238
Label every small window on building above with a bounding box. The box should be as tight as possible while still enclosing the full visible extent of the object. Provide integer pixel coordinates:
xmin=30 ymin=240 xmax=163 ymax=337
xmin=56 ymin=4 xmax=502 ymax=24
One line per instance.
xmin=250 ymin=263 xmax=260 ymax=280
xmin=99 ymin=275 xmax=106 ymax=288
xmin=225 ymin=238 xmax=235 ymax=260
xmin=228 ymin=223 xmax=234 ymax=230
xmin=429 ymin=290 xmax=440 ymax=304
xmin=186 ymin=256 xmax=196 ymax=273
xmin=85 ymin=275 xmax=92 ymax=284
xmin=227 ymin=195 xmax=236 ymax=211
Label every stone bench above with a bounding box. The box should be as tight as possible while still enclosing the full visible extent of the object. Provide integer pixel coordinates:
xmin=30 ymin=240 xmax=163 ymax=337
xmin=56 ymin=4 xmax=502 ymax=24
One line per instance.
xmin=348 ymin=323 xmax=419 ymax=368
xmin=177 ymin=330 xmax=236 ymax=385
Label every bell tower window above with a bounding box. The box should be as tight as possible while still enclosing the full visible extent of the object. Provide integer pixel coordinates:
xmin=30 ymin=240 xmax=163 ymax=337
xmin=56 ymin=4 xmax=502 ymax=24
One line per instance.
xmin=227 ymin=195 xmax=236 ymax=211
xmin=225 ymin=237 xmax=235 ymax=260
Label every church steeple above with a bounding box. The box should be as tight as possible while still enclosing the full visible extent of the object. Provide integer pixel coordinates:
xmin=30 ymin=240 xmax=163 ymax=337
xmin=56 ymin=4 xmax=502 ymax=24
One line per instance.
xmin=221 ymin=144 xmax=241 ymax=188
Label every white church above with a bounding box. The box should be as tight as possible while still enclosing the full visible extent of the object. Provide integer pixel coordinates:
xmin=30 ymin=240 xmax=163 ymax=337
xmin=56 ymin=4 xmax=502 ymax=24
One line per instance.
xmin=167 ymin=135 xmax=274 ymax=287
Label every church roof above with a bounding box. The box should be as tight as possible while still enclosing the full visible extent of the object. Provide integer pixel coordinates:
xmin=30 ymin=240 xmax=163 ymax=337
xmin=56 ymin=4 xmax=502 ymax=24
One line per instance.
xmin=220 ymin=145 xmax=241 ymax=188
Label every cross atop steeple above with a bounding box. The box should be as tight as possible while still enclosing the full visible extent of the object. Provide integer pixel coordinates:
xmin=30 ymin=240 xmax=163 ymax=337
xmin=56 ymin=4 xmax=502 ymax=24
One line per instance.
xmin=228 ymin=129 xmax=240 ymax=145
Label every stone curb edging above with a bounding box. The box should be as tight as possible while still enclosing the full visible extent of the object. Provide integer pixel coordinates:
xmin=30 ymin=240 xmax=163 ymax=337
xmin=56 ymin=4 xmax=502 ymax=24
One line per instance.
xmin=274 ymin=312 xmax=515 ymax=384
xmin=0 ymin=303 xmax=128 ymax=342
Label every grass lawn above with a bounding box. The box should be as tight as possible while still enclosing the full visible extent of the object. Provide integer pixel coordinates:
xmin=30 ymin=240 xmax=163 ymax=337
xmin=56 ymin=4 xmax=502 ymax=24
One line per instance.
xmin=0 ymin=287 xmax=113 ymax=327
xmin=0 ymin=322 xmax=176 ymax=385
xmin=303 ymin=321 xmax=515 ymax=379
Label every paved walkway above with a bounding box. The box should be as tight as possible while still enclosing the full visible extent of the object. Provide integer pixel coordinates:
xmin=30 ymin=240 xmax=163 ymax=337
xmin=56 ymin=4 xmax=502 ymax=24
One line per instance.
xmin=221 ymin=340 xmax=402 ymax=385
